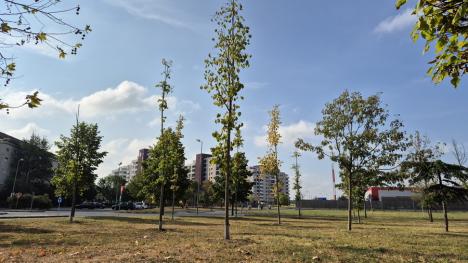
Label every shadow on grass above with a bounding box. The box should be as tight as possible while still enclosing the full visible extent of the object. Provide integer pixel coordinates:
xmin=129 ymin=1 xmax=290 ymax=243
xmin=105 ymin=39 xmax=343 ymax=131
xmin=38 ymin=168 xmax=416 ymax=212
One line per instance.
xmin=0 ymin=223 xmax=53 ymax=234
xmin=86 ymin=216 xmax=216 ymax=226
xmin=335 ymin=245 xmax=390 ymax=255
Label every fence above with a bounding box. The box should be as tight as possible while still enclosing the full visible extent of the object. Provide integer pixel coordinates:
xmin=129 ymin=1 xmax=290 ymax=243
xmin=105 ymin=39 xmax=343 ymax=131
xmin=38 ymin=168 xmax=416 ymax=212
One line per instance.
xmin=299 ymin=198 xmax=468 ymax=211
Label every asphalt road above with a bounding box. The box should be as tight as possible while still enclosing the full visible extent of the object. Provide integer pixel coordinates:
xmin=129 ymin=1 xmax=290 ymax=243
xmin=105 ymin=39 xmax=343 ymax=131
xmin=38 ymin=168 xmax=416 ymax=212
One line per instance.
xmin=0 ymin=208 xmax=228 ymax=219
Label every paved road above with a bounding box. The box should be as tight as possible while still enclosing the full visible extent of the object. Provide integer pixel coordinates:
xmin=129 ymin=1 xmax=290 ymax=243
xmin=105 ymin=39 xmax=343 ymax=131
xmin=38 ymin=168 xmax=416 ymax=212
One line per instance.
xmin=0 ymin=208 xmax=228 ymax=219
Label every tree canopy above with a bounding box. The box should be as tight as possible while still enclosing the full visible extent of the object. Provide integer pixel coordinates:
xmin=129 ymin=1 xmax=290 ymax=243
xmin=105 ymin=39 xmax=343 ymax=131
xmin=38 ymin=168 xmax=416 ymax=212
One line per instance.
xmin=296 ymin=91 xmax=409 ymax=230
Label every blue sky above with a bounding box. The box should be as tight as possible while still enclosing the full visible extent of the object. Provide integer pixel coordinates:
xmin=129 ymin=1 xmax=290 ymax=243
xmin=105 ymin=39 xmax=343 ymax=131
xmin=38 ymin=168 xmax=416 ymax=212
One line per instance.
xmin=0 ymin=0 xmax=466 ymax=199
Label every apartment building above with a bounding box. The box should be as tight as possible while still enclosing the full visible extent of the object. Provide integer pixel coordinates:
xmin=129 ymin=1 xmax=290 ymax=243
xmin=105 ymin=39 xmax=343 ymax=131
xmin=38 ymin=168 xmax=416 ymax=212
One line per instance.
xmin=249 ymin=165 xmax=290 ymax=205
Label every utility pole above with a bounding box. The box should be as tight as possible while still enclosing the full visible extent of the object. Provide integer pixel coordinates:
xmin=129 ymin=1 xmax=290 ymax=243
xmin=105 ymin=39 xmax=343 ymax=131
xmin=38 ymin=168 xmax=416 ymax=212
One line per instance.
xmin=196 ymin=139 xmax=203 ymax=216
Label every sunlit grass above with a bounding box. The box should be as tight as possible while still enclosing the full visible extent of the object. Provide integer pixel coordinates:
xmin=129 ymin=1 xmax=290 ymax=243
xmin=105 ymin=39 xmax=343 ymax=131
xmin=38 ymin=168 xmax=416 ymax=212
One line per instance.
xmin=0 ymin=209 xmax=467 ymax=262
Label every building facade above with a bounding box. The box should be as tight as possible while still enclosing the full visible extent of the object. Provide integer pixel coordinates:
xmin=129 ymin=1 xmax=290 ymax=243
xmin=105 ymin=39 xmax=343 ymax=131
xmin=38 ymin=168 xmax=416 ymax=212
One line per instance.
xmin=194 ymin=153 xmax=212 ymax=183
xmin=249 ymin=165 xmax=290 ymax=205
xmin=0 ymin=139 xmax=16 ymax=189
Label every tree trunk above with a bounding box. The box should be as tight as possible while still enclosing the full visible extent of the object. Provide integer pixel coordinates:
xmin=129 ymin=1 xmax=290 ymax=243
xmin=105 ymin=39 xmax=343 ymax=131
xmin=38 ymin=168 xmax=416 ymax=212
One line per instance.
xmin=158 ymin=182 xmax=165 ymax=231
xmin=224 ymin=102 xmax=232 ymax=240
xmin=276 ymin=174 xmax=281 ymax=225
xmin=69 ymin=180 xmax=76 ymax=223
xmin=298 ymin=199 xmax=302 ymax=218
xmin=234 ymin=191 xmax=238 ymax=217
xmin=357 ymin=208 xmax=361 ymax=224
xmin=171 ymin=190 xmax=175 ymax=221
xmin=347 ymin=172 xmax=352 ymax=231
xmin=364 ymin=201 xmax=367 ymax=218
xmin=231 ymin=200 xmax=234 ymax=216
xmin=428 ymin=206 xmax=433 ymax=222
xmin=442 ymin=201 xmax=449 ymax=232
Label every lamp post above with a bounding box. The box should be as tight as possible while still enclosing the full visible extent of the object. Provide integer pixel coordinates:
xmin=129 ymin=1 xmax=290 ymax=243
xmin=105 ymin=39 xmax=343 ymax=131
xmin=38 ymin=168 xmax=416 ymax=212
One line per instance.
xmin=11 ymin=158 xmax=24 ymax=197
xmin=115 ymin=162 xmax=122 ymax=208
xmin=196 ymin=139 xmax=203 ymax=216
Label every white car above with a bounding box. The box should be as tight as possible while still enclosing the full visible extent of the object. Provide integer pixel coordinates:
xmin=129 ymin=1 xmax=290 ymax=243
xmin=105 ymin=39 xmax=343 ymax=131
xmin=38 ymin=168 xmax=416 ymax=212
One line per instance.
xmin=134 ymin=201 xmax=148 ymax=209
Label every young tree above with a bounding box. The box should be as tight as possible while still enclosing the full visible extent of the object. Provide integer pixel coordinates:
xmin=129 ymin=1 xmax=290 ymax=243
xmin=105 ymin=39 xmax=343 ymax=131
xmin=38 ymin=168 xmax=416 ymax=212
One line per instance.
xmin=169 ymin=115 xmax=189 ymax=220
xmin=395 ymin=0 xmax=467 ymax=88
xmin=296 ymin=91 xmax=408 ymax=231
xmin=213 ymin=151 xmax=253 ymax=216
xmin=0 ymin=1 xmax=91 ymax=112
xmin=202 ymin=0 xmax=251 ymax=240
xmin=404 ymin=131 xmax=443 ymax=222
xmin=292 ymin=150 xmax=302 ymax=218
xmin=155 ymin=58 xmax=173 ymax=231
xmin=259 ymin=105 xmax=283 ymax=224
xmin=96 ymin=174 xmax=127 ymax=204
xmin=51 ymin=121 xmax=106 ymax=223
xmin=403 ymin=159 xmax=468 ymax=232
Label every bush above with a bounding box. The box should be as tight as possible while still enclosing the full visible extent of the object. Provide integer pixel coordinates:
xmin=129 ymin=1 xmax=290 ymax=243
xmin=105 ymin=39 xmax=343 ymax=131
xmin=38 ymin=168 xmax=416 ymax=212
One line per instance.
xmin=7 ymin=194 xmax=52 ymax=209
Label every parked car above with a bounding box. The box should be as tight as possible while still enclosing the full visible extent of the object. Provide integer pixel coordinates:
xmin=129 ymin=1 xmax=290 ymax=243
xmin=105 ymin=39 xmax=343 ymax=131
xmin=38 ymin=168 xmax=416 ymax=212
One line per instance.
xmin=134 ymin=201 xmax=148 ymax=209
xmin=112 ymin=202 xmax=134 ymax=210
xmin=92 ymin=202 xmax=105 ymax=209
xmin=75 ymin=201 xmax=105 ymax=209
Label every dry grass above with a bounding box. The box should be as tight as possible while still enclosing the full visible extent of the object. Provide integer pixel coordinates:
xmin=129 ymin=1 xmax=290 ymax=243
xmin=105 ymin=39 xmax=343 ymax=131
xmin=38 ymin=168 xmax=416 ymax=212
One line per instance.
xmin=0 ymin=209 xmax=467 ymax=262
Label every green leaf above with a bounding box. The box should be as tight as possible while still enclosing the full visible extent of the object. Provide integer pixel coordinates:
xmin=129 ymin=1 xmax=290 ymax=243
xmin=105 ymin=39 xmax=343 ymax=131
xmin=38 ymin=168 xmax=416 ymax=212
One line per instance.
xmin=450 ymin=77 xmax=460 ymax=88
xmin=435 ymin=39 xmax=446 ymax=53
xmin=395 ymin=0 xmax=407 ymax=10
xmin=1 ymin=22 xmax=11 ymax=33
xmin=37 ymin=32 xmax=47 ymax=42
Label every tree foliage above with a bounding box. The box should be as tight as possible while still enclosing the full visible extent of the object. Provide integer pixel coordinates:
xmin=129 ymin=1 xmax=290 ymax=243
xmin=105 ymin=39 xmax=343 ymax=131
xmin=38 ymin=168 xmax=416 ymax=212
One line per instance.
xmin=402 ymin=158 xmax=468 ymax=231
xmin=296 ymin=91 xmax=408 ymax=231
xmin=96 ymin=174 xmax=126 ymax=204
xmin=213 ymin=151 xmax=253 ymax=212
xmin=259 ymin=105 xmax=283 ymax=224
xmin=0 ymin=0 xmax=91 ymax=111
xmin=396 ymin=0 xmax=467 ymax=87
xmin=202 ymin=0 xmax=251 ymax=240
xmin=51 ymin=121 xmax=106 ymax=222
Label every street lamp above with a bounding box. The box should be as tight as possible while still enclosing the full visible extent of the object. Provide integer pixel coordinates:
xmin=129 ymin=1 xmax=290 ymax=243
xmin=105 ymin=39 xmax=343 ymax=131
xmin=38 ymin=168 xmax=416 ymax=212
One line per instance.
xmin=196 ymin=139 xmax=203 ymax=216
xmin=11 ymin=158 xmax=24 ymax=197
xmin=115 ymin=162 xmax=122 ymax=207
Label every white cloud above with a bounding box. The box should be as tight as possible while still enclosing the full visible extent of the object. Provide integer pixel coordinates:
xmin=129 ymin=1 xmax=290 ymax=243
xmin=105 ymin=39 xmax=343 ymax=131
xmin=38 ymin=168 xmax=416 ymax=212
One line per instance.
xmin=254 ymin=120 xmax=317 ymax=148
xmin=105 ymin=0 xmax=194 ymax=29
xmin=97 ymin=137 xmax=154 ymax=177
xmin=0 ymin=81 xmax=199 ymax=121
xmin=6 ymin=122 xmax=50 ymax=140
xmin=374 ymin=9 xmax=417 ymax=33
xmin=246 ymin=82 xmax=268 ymax=90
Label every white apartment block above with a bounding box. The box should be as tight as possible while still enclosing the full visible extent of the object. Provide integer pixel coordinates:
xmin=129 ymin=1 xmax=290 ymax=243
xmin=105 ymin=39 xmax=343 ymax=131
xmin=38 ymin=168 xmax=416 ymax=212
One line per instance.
xmin=185 ymin=161 xmax=196 ymax=181
xmin=249 ymin=165 xmax=290 ymax=204
xmin=206 ymin=156 xmax=221 ymax=182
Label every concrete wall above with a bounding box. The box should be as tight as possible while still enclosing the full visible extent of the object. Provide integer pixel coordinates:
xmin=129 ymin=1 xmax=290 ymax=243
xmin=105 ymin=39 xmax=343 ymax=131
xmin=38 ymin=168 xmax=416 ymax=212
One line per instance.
xmin=300 ymin=198 xmax=468 ymax=211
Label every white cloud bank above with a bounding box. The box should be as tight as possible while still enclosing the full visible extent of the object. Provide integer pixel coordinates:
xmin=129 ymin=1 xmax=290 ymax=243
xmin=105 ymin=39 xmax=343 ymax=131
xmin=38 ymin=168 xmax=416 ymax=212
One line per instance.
xmin=97 ymin=137 xmax=154 ymax=177
xmin=0 ymin=81 xmax=199 ymax=122
xmin=6 ymin=122 xmax=50 ymax=140
xmin=254 ymin=120 xmax=317 ymax=148
xmin=374 ymin=9 xmax=417 ymax=33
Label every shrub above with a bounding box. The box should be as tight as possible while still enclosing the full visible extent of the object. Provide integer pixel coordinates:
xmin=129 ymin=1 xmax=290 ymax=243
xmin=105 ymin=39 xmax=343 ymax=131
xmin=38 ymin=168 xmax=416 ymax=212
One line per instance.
xmin=7 ymin=194 xmax=52 ymax=209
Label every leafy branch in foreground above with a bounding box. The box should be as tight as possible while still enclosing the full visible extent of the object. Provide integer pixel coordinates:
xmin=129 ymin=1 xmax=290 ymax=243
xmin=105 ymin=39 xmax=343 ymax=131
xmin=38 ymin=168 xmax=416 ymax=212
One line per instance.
xmin=0 ymin=0 xmax=91 ymax=111
xmin=396 ymin=0 xmax=467 ymax=87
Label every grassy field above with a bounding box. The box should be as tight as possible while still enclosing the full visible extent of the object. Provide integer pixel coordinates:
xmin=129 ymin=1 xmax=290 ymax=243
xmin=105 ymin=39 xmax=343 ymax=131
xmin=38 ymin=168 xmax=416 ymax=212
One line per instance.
xmin=1 ymin=209 xmax=467 ymax=262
